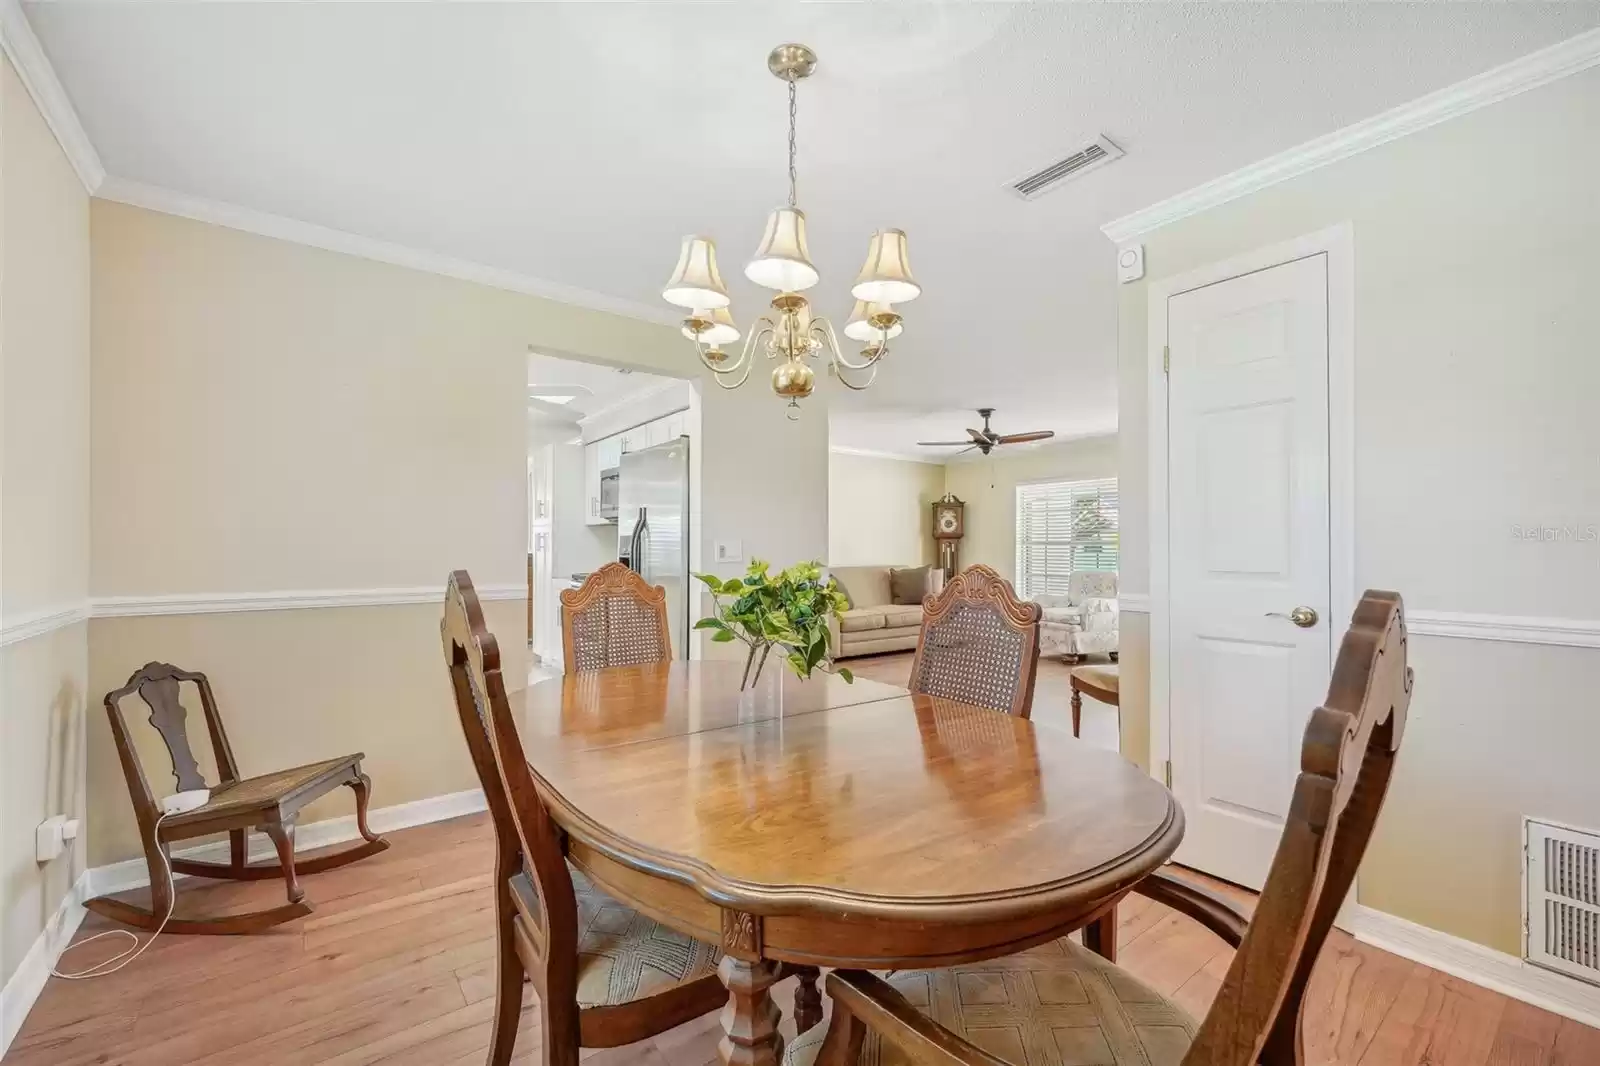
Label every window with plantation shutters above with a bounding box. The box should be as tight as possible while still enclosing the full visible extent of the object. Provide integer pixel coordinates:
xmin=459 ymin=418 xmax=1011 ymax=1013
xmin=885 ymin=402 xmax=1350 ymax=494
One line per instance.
xmin=1014 ymin=478 xmax=1118 ymax=599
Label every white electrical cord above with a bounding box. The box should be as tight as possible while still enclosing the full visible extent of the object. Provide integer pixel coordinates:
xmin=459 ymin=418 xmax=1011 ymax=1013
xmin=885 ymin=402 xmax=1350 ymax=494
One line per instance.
xmin=51 ymin=812 xmax=175 ymax=980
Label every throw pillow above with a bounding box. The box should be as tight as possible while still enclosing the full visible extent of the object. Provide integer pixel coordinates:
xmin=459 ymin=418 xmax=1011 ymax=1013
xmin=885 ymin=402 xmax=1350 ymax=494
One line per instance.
xmin=889 ymin=565 xmax=932 ymax=606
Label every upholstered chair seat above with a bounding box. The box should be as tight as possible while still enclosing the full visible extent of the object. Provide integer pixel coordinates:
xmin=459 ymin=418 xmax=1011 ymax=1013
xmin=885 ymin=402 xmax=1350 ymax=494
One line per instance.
xmin=785 ymin=937 xmax=1197 ymax=1066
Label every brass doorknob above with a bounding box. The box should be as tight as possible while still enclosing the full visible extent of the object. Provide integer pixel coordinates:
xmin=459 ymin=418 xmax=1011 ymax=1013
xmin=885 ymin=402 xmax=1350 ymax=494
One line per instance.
xmin=1266 ymin=606 xmax=1318 ymax=628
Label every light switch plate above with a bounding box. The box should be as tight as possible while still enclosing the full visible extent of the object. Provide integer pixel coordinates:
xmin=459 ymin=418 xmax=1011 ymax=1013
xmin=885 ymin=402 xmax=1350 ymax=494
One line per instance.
xmin=715 ymin=540 xmax=743 ymax=564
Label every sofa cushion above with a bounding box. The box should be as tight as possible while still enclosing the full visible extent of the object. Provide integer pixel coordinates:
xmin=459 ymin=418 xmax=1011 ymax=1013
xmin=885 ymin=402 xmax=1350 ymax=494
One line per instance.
xmin=880 ymin=605 xmax=924 ymax=630
xmin=829 ymin=566 xmax=894 ymax=610
xmin=838 ymin=609 xmax=887 ymax=633
xmin=888 ymin=565 xmax=934 ymax=605
xmin=1040 ymin=605 xmax=1083 ymax=625
xmin=1068 ymin=570 xmax=1119 ymax=606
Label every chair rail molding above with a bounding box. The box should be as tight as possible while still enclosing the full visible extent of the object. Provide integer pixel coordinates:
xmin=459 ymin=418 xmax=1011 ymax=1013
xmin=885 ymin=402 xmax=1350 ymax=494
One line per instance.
xmin=0 ymin=602 xmax=90 ymax=647
xmin=1101 ymin=27 xmax=1600 ymax=243
xmin=1119 ymin=593 xmax=1150 ymax=614
xmin=90 ymin=584 xmax=525 ymax=618
xmin=1408 ymin=609 xmax=1600 ymax=649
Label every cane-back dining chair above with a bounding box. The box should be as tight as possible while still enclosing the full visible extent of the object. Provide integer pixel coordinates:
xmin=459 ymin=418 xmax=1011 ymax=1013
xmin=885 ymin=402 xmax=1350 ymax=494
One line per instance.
xmin=87 ymin=662 xmax=388 ymax=934
xmin=559 ymin=562 xmax=673 ymax=672
xmin=444 ymin=569 xmax=729 ymax=1065
xmin=790 ymin=589 xmax=1412 ymax=1066
xmin=907 ymin=564 xmax=1043 ymax=719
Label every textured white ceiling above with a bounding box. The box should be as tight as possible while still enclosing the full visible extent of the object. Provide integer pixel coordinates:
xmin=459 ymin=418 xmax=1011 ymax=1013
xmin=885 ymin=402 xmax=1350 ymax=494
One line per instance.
xmin=27 ymin=2 xmax=1600 ymax=448
xmin=526 ymin=351 xmax=677 ymax=422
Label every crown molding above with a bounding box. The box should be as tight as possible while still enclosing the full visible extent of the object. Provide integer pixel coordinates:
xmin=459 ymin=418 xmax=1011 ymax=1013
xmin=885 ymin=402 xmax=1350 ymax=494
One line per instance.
xmin=1102 ymin=27 xmax=1600 ymax=243
xmin=89 ymin=584 xmax=524 ymax=619
xmin=0 ymin=0 xmax=104 ymax=192
xmin=0 ymin=602 xmax=89 ymax=647
xmin=828 ymin=445 xmax=947 ymax=466
xmin=95 ymin=175 xmax=680 ymax=326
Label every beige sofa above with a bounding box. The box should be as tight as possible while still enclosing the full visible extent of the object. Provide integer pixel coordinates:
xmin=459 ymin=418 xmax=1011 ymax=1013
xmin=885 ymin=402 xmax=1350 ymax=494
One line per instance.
xmin=827 ymin=565 xmax=944 ymax=659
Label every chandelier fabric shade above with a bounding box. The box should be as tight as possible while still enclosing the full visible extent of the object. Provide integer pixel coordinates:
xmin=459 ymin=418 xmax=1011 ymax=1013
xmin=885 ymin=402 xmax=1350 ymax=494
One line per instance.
xmin=852 ymin=229 xmax=920 ymax=304
xmin=662 ymin=236 xmax=730 ymax=309
xmin=746 ymin=207 xmax=819 ymax=292
xmin=663 ymin=44 xmax=919 ymax=415
xmin=844 ymin=300 xmax=903 ymax=342
xmin=682 ymin=305 xmax=740 ymax=346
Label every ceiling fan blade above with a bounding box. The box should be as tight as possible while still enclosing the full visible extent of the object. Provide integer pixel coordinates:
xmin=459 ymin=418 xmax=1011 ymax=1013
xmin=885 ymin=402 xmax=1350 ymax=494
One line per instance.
xmin=967 ymin=428 xmax=991 ymax=444
xmin=916 ymin=440 xmax=973 ymax=447
xmin=997 ymin=431 xmax=1056 ymax=445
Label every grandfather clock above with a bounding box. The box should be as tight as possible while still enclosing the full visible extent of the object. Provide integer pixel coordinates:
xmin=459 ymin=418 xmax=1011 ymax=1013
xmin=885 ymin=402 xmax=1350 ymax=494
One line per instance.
xmin=932 ymin=494 xmax=965 ymax=578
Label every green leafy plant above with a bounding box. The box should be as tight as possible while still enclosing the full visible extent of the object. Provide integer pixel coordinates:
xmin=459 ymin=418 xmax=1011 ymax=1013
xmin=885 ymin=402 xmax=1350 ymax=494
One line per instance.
xmin=693 ymin=560 xmax=854 ymax=689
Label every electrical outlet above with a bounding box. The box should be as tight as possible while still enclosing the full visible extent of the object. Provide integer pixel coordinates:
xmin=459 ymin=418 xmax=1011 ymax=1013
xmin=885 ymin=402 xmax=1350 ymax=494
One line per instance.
xmin=715 ymin=540 xmax=743 ymax=564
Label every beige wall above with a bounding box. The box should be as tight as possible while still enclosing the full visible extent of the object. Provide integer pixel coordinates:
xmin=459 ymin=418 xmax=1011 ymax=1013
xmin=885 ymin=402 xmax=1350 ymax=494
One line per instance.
xmin=1117 ymin=67 xmax=1600 ymax=952
xmin=0 ymin=56 xmax=92 ymax=986
xmin=86 ymin=200 xmax=832 ymax=863
xmin=827 ymin=452 xmax=944 ymax=567
xmin=941 ymin=436 xmax=1119 ymax=583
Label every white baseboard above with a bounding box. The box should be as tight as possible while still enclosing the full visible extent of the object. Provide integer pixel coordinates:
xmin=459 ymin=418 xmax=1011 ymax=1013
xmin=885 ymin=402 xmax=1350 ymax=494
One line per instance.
xmin=87 ymin=787 xmax=487 ymax=898
xmin=1345 ymin=904 xmax=1600 ymax=1030
xmin=1 ymin=869 xmax=91 ymax=1058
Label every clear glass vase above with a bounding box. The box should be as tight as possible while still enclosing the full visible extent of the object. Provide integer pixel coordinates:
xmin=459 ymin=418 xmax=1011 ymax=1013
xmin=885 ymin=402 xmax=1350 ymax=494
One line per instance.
xmin=737 ymin=650 xmax=784 ymax=723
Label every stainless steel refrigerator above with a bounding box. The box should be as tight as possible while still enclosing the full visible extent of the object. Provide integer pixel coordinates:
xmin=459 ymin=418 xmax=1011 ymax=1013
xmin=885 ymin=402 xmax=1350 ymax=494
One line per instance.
xmin=617 ymin=436 xmax=690 ymax=658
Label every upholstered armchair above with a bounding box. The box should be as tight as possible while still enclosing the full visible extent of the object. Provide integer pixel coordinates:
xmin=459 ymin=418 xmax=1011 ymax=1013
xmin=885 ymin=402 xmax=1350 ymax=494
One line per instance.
xmin=1035 ymin=570 xmax=1119 ymax=662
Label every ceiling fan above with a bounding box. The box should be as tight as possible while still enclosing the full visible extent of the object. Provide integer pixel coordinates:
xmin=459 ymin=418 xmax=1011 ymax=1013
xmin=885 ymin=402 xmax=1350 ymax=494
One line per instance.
xmin=918 ymin=408 xmax=1055 ymax=455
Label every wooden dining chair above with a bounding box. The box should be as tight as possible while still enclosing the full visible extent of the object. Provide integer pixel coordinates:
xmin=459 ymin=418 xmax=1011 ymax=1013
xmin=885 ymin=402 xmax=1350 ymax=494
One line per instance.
xmin=907 ymin=564 xmax=1043 ymax=718
xmin=86 ymin=662 xmax=388 ymax=934
xmin=444 ymin=569 xmax=728 ymax=1065
xmin=792 ymin=589 xmax=1412 ymax=1066
xmin=559 ymin=561 xmax=673 ymax=672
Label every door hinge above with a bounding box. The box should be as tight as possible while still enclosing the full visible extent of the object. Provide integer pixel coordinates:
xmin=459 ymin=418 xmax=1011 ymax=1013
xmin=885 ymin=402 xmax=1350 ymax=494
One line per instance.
xmin=1163 ymin=760 xmax=1173 ymax=788
xmin=1162 ymin=345 xmax=1170 ymax=374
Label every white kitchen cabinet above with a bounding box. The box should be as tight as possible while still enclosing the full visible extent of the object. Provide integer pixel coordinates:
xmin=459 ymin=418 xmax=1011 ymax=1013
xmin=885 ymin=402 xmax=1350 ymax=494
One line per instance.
xmin=663 ymin=412 xmax=685 ymax=441
xmin=582 ymin=441 xmax=605 ymax=526
xmin=529 ymin=446 xmax=554 ymax=527
xmin=598 ymin=435 xmax=623 ymax=470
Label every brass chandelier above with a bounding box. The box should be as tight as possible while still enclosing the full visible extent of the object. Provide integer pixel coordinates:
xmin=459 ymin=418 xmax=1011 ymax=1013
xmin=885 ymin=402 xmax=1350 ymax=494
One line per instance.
xmin=661 ymin=43 xmax=920 ymax=418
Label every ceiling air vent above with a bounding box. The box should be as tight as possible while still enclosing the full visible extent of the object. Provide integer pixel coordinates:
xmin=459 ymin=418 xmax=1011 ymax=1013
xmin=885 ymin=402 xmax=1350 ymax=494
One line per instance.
xmin=1007 ymin=136 xmax=1124 ymax=201
xmin=1526 ymin=818 xmax=1600 ymax=986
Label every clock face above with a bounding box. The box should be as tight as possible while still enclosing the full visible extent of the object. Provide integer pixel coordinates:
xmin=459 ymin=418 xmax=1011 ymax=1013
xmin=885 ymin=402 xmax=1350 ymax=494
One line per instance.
xmin=937 ymin=509 xmax=959 ymax=534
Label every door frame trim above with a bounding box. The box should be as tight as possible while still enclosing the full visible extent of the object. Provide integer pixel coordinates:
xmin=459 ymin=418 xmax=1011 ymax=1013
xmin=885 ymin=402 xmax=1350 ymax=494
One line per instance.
xmin=1146 ymin=222 xmax=1356 ymax=788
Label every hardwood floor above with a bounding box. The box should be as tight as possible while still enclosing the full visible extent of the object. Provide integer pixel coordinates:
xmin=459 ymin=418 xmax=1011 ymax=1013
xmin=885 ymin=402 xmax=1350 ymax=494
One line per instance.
xmin=12 ymin=657 xmax=1597 ymax=1065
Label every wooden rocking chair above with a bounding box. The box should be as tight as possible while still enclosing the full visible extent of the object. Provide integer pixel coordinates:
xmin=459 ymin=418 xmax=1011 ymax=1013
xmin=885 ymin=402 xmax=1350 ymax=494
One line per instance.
xmin=85 ymin=661 xmax=390 ymax=934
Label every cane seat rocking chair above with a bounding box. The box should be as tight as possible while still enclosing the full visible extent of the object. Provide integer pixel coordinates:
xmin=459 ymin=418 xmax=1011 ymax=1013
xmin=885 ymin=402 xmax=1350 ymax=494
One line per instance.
xmin=790 ymin=589 xmax=1412 ymax=1066
xmin=86 ymin=662 xmax=389 ymax=934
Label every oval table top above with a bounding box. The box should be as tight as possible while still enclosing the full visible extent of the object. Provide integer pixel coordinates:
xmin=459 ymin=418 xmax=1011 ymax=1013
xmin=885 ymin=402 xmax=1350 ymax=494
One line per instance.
xmin=516 ymin=660 xmax=1182 ymax=925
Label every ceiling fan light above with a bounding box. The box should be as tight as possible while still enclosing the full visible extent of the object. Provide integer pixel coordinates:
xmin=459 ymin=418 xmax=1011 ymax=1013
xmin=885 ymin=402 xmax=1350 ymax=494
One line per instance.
xmin=663 ymin=236 xmax=730 ymax=309
xmin=843 ymin=300 xmax=902 ymax=342
xmin=682 ymin=306 xmax=741 ymax=346
xmin=852 ymin=229 xmax=920 ymax=304
xmin=746 ymin=207 xmax=820 ymax=292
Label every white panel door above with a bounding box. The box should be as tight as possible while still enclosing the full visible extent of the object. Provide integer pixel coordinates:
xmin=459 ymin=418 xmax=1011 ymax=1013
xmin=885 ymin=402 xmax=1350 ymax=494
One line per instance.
xmin=1167 ymin=253 xmax=1330 ymax=890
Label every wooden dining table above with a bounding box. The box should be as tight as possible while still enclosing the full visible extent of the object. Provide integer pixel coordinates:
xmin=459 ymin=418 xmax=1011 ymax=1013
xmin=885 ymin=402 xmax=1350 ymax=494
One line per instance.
xmin=515 ymin=660 xmax=1183 ymax=1066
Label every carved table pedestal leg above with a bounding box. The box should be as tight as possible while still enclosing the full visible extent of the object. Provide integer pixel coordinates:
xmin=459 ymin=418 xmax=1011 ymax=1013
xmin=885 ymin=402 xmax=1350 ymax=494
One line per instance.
xmin=717 ymin=955 xmax=785 ymax=1066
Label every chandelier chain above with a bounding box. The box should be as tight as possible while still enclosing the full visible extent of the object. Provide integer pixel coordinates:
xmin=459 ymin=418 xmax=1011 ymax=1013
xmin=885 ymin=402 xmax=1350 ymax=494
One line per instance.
xmin=787 ymin=75 xmax=798 ymax=208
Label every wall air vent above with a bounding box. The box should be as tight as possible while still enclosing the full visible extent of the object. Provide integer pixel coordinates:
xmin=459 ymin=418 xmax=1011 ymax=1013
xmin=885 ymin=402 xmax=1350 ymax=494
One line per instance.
xmin=1526 ymin=818 xmax=1600 ymax=986
xmin=1007 ymin=136 xmax=1124 ymax=200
